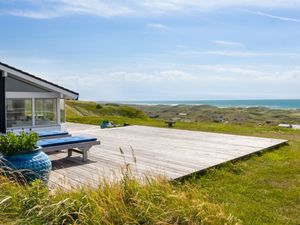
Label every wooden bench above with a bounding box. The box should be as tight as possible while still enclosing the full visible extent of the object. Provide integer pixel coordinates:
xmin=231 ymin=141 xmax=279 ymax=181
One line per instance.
xmin=38 ymin=131 xmax=71 ymax=140
xmin=165 ymin=120 xmax=176 ymax=128
xmin=39 ymin=136 xmax=100 ymax=161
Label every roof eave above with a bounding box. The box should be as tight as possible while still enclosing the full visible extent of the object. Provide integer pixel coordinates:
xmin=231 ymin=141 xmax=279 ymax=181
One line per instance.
xmin=0 ymin=62 xmax=79 ymax=100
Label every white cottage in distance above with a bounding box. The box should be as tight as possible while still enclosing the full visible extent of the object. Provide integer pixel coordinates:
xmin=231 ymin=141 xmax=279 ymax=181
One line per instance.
xmin=0 ymin=62 xmax=79 ymax=133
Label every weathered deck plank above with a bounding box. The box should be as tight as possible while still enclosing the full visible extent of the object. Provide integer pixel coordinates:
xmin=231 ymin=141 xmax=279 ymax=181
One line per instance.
xmin=48 ymin=123 xmax=287 ymax=189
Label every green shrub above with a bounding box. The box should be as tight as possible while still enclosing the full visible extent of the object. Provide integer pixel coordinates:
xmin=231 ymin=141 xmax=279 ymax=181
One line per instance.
xmin=0 ymin=131 xmax=39 ymax=156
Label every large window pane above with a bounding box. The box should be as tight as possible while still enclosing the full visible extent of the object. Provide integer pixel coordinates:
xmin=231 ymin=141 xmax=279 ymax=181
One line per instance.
xmin=6 ymin=99 xmax=32 ymax=128
xmin=35 ymin=99 xmax=57 ymax=126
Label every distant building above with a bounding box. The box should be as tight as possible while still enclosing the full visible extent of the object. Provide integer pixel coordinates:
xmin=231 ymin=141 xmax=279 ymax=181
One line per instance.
xmin=178 ymin=113 xmax=188 ymax=116
xmin=149 ymin=114 xmax=159 ymax=118
xmin=0 ymin=62 xmax=79 ymax=133
xmin=278 ymin=124 xmax=292 ymax=128
xmin=212 ymin=115 xmax=225 ymax=123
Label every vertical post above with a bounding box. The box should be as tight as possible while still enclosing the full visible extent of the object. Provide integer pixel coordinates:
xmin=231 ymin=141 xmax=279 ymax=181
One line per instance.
xmin=0 ymin=71 xmax=6 ymax=133
xmin=32 ymin=97 xmax=35 ymax=128
xmin=57 ymin=97 xmax=60 ymax=126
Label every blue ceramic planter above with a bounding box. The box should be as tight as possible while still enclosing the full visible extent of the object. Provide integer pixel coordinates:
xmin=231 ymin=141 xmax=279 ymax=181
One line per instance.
xmin=1 ymin=148 xmax=52 ymax=184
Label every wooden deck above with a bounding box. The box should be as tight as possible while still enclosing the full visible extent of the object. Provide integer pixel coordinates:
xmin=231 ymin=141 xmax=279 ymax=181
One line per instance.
xmin=48 ymin=123 xmax=287 ymax=189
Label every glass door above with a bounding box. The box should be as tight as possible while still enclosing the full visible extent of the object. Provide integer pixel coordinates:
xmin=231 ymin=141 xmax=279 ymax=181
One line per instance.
xmin=35 ymin=98 xmax=57 ymax=126
xmin=6 ymin=99 xmax=32 ymax=128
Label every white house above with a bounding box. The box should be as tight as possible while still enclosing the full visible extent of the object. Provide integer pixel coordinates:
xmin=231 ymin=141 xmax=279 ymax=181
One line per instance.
xmin=0 ymin=62 xmax=79 ymax=133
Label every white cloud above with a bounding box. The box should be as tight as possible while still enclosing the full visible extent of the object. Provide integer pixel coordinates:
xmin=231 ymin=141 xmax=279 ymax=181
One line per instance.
xmin=282 ymin=69 xmax=300 ymax=79
xmin=178 ymin=50 xmax=300 ymax=58
xmin=4 ymin=0 xmax=132 ymax=19
xmin=139 ymin=0 xmax=300 ymax=13
xmin=57 ymin=0 xmax=132 ymax=17
xmin=34 ymin=63 xmax=300 ymax=100
xmin=1 ymin=56 xmax=56 ymax=67
xmin=147 ymin=23 xmax=170 ymax=30
xmin=3 ymin=0 xmax=300 ymax=19
xmin=46 ymin=64 xmax=300 ymax=85
xmin=84 ymin=70 xmax=197 ymax=83
xmin=212 ymin=40 xmax=244 ymax=47
xmin=244 ymin=9 xmax=300 ymax=22
xmin=176 ymin=45 xmax=189 ymax=49
xmin=5 ymin=10 xmax=60 ymax=19
xmin=159 ymin=70 xmax=197 ymax=81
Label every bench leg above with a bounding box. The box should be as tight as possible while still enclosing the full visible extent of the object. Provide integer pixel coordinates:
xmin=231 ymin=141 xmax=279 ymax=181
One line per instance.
xmin=67 ymin=147 xmax=91 ymax=162
xmin=75 ymin=146 xmax=91 ymax=162
xmin=68 ymin=149 xmax=72 ymax=158
xmin=82 ymin=146 xmax=92 ymax=162
xmin=82 ymin=150 xmax=88 ymax=162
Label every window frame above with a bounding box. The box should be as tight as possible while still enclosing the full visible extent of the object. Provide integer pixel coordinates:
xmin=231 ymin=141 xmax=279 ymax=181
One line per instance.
xmin=5 ymin=92 xmax=63 ymax=129
xmin=34 ymin=98 xmax=58 ymax=127
xmin=6 ymin=98 xmax=33 ymax=129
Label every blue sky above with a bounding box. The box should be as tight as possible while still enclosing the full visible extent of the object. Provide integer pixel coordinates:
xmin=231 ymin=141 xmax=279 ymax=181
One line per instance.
xmin=1 ymin=0 xmax=300 ymax=101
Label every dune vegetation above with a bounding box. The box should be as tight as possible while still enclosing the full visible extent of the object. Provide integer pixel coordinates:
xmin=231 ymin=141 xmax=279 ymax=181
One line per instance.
xmin=0 ymin=100 xmax=299 ymax=224
xmin=134 ymin=104 xmax=300 ymax=125
xmin=66 ymin=100 xmax=147 ymax=119
xmin=0 ymin=170 xmax=241 ymax=225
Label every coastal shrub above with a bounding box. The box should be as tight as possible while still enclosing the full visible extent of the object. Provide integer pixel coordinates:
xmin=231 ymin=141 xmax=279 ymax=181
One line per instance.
xmin=0 ymin=172 xmax=241 ymax=225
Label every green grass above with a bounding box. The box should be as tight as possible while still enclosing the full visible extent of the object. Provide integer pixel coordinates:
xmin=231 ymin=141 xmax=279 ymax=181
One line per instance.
xmin=0 ymin=173 xmax=240 ymax=225
xmin=66 ymin=100 xmax=147 ymax=119
xmin=184 ymin=141 xmax=300 ymax=224
xmin=0 ymin=100 xmax=300 ymax=224
xmin=65 ymin=101 xmax=300 ymax=224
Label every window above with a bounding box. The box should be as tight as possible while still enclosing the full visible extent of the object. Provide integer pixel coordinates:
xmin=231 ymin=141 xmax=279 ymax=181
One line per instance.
xmin=6 ymin=99 xmax=32 ymax=128
xmin=35 ymin=99 xmax=57 ymax=126
xmin=60 ymin=99 xmax=66 ymax=123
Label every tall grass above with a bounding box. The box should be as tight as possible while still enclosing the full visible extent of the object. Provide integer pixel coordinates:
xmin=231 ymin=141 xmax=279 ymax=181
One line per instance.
xmin=64 ymin=100 xmax=300 ymax=224
xmin=2 ymin=101 xmax=299 ymax=224
xmin=0 ymin=170 xmax=241 ymax=225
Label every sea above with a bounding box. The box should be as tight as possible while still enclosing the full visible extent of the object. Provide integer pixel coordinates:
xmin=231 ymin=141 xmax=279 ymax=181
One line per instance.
xmin=121 ymin=99 xmax=300 ymax=110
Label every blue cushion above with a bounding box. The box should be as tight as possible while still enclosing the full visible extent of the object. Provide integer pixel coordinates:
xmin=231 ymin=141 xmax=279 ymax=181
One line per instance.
xmin=38 ymin=131 xmax=69 ymax=138
xmin=38 ymin=136 xmax=97 ymax=148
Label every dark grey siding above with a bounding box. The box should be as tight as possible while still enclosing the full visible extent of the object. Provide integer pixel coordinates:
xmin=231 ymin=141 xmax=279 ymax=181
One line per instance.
xmin=0 ymin=72 xmax=6 ymax=133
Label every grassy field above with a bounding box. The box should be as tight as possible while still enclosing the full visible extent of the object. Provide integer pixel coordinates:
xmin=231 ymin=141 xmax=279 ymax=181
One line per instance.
xmin=134 ymin=104 xmax=300 ymax=125
xmin=0 ymin=100 xmax=299 ymax=224
xmin=66 ymin=100 xmax=147 ymax=119
xmin=66 ymin=101 xmax=300 ymax=224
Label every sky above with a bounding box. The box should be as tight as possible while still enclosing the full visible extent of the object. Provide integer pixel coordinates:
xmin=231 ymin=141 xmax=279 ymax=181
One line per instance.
xmin=0 ymin=0 xmax=300 ymax=101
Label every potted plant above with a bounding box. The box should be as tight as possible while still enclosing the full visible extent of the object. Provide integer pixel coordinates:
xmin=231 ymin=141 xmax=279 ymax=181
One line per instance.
xmin=0 ymin=131 xmax=52 ymax=184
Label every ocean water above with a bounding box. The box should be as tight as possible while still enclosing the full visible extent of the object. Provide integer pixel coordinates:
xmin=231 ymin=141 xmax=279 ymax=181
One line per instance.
xmin=123 ymin=99 xmax=300 ymax=109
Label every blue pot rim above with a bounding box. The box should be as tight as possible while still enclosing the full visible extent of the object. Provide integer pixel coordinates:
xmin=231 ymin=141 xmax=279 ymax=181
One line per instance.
xmin=2 ymin=147 xmax=42 ymax=158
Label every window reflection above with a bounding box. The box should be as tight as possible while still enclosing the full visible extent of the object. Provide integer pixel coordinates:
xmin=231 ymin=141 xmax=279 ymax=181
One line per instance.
xmin=6 ymin=99 xmax=32 ymax=128
xmin=35 ymin=99 xmax=57 ymax=126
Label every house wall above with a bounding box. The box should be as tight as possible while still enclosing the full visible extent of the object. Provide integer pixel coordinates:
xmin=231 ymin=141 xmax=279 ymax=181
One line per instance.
xmin=0 ymin=64 xmax=78 ymax=133
xmin=5 ymin=75 xmax=64 ymax=132
xmin=5 ymin=76 xmax=49 ymax=92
